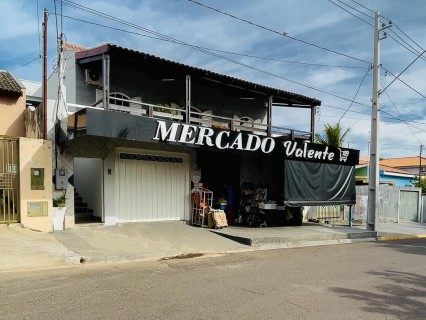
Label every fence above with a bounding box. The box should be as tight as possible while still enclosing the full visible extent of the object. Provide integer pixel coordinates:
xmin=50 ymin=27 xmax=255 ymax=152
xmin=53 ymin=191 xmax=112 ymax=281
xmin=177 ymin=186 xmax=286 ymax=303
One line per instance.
xmin=307 ymin=185 xmax=422 ymax=223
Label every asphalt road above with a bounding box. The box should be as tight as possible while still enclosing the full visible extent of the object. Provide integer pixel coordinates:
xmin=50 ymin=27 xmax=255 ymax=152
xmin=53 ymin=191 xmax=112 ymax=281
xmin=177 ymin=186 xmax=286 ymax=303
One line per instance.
xmin=1 ymin=239 xmax=425 ymax=320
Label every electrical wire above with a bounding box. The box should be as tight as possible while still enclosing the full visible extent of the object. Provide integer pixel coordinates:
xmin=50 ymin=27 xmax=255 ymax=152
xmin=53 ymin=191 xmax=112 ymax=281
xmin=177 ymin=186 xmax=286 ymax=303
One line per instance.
xmin=36 ymin=0 xmax=41 ymax=57
xmin=381 ymin=50 xmax=426 ymax=95
xmin=338 ymin=66 xmax=370 ymax=122
xmin=187 ymin=0 xmax=371 ymax=64
xmin=381 ymin=81 xmax=423 ymax=145
xmin=54 ymin=0 xmax=60 ymax=44
xmin=327 ymin=0 xmax=373 ymax=26
xmin=349 ymin=0 xmax=375 ymax=13
xmin=388 ymin=29 xmax=426 ymax=59
xmin=58 ymin=14 xmax=364 ymax=70
xmin=382 ymin=67 xmax=426 ymax=99
xmin=56 ymin=11 xmax=373 ymax=107
xmin=323 ymin=103 xmax=426 ymax=130
xmin=59 ymin=1 xmax=426 ymax=133
xmin=392 ymin=22 xmax=425 ymax=52
xmin=6 ymin=56 xmax=41 ymax=70
xmin=349 ymin=0 xmax=426 ymax=58
xmin=335 ymin=0 xmax=374 ymax=20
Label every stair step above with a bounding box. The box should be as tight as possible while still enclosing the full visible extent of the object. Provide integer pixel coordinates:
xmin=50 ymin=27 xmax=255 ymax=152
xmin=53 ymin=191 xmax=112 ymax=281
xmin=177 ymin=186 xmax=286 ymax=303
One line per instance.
xmin=74 ymin=201 xmax=88 ymax=208
xmin=75 ymin=213 xmax=102 ymax=224
xmin=73 ymin=190 xmax=96 ymax=223
xmin=75 ymin=207 xmax=93 ymax=214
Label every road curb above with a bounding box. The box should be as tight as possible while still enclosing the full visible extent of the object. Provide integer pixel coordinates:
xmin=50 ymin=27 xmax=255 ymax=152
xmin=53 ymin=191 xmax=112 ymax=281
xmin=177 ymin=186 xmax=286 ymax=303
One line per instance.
xmin=377 ymin=234 xmax=426 ymax=241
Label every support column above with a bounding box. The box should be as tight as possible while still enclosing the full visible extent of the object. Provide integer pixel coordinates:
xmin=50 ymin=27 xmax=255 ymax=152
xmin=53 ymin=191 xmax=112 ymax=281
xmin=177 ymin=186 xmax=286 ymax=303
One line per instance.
xmin=102 ymin=54 xmax=110 ymax=110
xmin=185 ymin=75 xmax=191 ymax=123
xmin=267 ymin=96 xmax=273 ymax=136
xmin=311 ymin=106 xmax=316 ymax=143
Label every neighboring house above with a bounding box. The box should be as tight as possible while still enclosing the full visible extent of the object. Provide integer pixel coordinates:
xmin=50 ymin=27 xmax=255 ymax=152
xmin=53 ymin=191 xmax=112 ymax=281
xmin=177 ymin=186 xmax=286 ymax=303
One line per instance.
xmin=0 ymin=70 xmax=26 ymax=137
xmin=36 ymin=42 xmax=359 ymax=229
xmin=380 ymin=157 xmax=426 ymax=177
xmin=355 ymin=158 xmax=415 ymax=187
xmin=0 ymin=71 xmax=52 ymax=231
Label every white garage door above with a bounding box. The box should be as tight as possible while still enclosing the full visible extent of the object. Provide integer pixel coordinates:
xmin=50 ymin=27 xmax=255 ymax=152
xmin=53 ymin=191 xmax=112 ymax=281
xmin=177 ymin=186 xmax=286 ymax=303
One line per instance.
xmin=118 ymin=152 xmax=189 ymax=222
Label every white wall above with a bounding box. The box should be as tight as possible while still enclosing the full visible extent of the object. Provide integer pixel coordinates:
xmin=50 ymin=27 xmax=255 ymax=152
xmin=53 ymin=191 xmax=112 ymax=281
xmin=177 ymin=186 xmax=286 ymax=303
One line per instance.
xmin=74 ymin=157 xmax=103 ymax=219
xmin=104 ymin=151 xmax=116 ymax=225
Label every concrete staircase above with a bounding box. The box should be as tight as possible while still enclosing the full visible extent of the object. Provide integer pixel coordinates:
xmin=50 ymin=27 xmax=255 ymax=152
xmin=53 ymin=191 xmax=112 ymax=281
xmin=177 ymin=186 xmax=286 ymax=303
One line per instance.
xmin=74 ymin=190 xmax=101 ymax=224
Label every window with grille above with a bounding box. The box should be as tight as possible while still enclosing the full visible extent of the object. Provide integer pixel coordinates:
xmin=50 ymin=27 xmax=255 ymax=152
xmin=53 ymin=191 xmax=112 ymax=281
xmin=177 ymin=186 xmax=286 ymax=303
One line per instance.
xmin=119 ymin=153 xmax=183 ymax=163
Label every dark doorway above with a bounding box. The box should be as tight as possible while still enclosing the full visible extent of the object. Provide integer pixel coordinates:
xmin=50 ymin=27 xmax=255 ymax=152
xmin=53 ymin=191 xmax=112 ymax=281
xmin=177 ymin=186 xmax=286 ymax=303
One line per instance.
xmin=198 ymin=150 xmax=241 ymax=223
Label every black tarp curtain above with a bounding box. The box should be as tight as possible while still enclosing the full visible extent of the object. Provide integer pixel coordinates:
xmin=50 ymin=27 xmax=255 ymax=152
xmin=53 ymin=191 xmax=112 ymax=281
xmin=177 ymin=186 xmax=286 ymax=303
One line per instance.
xmin=284 ymin=160 xmax=356 ymax=207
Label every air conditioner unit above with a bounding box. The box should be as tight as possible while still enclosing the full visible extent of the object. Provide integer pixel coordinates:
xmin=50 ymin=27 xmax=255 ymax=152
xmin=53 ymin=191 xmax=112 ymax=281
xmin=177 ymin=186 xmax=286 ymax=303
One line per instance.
xmin=85 ymin=69 xmax=102 ymax=85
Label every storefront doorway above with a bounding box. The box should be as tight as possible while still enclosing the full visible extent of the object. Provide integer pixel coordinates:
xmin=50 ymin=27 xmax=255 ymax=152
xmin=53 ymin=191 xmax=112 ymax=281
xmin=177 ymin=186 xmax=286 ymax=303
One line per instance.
xmin=198 ymin=150 xmax=241 ymax=220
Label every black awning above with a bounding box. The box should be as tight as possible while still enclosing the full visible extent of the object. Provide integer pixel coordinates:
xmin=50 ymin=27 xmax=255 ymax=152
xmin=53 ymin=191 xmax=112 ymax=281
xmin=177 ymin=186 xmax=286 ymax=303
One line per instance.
xmin=284 ymin=160 xmax=356 ymax=207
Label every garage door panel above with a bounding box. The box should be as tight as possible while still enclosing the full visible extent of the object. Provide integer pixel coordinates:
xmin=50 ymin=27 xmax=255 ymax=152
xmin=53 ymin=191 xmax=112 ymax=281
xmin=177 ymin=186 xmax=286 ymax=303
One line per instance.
xmin=118 ymin=152 xmax=187 ymax=222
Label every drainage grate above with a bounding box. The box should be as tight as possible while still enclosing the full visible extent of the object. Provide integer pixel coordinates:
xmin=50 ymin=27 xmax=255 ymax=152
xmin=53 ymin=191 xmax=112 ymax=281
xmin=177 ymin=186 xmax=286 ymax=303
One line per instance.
xmin=119 ymin=153 xmax=183 ymax=163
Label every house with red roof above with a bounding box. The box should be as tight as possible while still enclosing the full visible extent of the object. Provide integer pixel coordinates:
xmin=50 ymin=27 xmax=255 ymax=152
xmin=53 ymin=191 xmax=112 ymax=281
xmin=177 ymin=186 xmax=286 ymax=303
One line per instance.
xmin=355 ymin=157 xmax=417 ymax=187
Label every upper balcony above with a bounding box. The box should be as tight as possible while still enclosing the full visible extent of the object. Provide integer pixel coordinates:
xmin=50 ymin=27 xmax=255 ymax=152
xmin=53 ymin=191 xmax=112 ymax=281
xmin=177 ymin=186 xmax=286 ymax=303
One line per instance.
xmin=65 ymin=43 xmax=321 ymax=142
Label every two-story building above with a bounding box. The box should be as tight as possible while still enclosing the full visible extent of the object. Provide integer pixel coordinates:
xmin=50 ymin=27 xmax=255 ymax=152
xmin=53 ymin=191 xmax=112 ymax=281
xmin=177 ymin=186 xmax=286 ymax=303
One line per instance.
xmin=41 ymin=42 xmax=359 ymax=229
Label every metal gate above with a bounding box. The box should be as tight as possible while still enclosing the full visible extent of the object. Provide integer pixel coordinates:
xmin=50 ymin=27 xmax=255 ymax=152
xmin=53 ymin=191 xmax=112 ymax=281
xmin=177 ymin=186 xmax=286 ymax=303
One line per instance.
xmin=353 ymin=185 xmax=421 ymax=223
xmin=0 ymin=137 xmax=19 ymax=223
xmin=399 ymin=190 xmax=420 ymax=222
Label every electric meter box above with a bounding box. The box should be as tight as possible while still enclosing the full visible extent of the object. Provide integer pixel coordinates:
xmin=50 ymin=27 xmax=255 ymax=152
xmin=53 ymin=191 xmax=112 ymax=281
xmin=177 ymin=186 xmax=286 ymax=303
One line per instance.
xmin=55 ymin=169 xmax=68 ymax=190
xmin=31 ymin=168 xmax=45 ymax=190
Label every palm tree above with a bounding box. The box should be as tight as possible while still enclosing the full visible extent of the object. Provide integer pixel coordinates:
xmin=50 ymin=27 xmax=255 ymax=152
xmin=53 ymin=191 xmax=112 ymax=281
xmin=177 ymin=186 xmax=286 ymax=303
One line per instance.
xmin=315 ymin=123 xmax=350 ymax=147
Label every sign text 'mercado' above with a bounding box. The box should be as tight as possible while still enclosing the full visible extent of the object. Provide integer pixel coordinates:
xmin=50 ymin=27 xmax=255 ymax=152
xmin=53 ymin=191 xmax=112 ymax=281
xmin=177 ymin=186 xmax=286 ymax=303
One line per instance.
xmin=153 ymin=120 xmax=275 ymax=153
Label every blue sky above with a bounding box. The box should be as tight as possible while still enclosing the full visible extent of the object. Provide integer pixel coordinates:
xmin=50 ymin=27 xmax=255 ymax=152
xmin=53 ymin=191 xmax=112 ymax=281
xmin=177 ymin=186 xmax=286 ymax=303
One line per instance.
xmin=1 ymin=0 xmax=426 ymax=158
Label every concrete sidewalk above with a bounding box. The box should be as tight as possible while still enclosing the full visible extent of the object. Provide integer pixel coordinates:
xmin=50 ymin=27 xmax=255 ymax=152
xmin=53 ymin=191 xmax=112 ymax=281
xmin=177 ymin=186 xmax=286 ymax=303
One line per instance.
xmin=1 ymin=220 xmax=425 ymax=273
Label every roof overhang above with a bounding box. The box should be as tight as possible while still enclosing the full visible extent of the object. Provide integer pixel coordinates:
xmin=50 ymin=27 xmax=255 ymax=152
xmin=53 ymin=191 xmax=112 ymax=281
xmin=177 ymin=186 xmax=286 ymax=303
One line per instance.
xmin=75 ymin=44 xmax=321 ymax=107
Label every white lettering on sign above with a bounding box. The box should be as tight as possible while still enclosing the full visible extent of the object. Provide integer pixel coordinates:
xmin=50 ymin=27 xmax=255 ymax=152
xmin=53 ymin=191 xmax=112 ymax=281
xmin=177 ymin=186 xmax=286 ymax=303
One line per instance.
xmin=283 ymin=141 xmax=342 ymax=162
xmin=153 ymin=120 xmax=275 ymax=154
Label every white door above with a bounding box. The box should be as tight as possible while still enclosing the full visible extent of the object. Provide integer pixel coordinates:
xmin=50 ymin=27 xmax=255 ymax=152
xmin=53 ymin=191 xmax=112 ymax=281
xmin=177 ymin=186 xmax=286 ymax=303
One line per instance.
xmin=118 ymin=152 xmax=188 ymax=222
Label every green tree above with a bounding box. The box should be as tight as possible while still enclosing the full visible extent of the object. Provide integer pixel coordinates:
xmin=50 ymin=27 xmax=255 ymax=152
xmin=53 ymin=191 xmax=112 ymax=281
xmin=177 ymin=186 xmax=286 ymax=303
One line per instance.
xmin=411 ymin=176 xmax=426 ymax=194
xmin=315 ymin=122 xmax=350 ymax=147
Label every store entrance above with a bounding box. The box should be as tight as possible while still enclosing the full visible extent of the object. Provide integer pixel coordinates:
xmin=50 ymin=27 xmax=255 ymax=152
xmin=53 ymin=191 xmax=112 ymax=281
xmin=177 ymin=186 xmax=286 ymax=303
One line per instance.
xmin=198 ymin=150 xmax=241 ymax=224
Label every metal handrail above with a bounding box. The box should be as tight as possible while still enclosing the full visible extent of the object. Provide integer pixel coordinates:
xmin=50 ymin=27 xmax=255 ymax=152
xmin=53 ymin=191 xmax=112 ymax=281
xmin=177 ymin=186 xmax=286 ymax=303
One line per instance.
xmin=70 ymin=97 xmax=312 ymax=139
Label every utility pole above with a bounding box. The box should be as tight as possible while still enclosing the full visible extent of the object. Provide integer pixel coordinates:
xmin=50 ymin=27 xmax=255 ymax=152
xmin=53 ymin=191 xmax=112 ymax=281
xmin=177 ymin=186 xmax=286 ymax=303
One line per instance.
xmin=419 ymin=144 xmax=424 ymax=182
xmin=367 ymin=12 xmax=392 ymax=232
xmin=42 ymin=9 xmax=48 ymax=140
xmin=367 ymin=12 xmax=381 ymax=232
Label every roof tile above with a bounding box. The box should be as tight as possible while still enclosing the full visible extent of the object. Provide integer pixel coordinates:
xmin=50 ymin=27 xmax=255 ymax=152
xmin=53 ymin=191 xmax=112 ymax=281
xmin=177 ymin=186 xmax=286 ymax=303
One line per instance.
xmin=0 ymin=71 xmax=23 ymax=95
xmin=380 ymin=157 xmax=426 ymax=167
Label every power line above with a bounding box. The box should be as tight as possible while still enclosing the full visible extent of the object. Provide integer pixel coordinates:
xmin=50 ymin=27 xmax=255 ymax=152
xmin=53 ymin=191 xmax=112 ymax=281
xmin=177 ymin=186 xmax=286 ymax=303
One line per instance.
xmin=349 ymin=0 xmax=375 ymax=13
xmin=338 ymin=66 xmax=370 ymax=122
xmin=36 ymin=0 xmax=41 ymax=57
xmin=382 ymin=67 xmax=426 ymax=99
xmin=381 ymin=50 xmax=426 ymax=95
xmin=388 ymin=33 xmax=426 ymax=63
xmin=381 ymin=81 xmax=423 ymax=145
xmin=335 ymin=0 xmax=374 ymax=20
xmin=7 ymin=56 xmax=41 ymax=70
xmin=187 ymin=0 xmax=371 ymax=65
xmin=328 ymin=0 xmax=373 ymax=26
xmin=323 ymin=103 xmax=426 ymax=129
xmin=204 ymin=50 xmax=366 ymax=69
xmin=56 ymin=9 xmax=373 ymax=107
xmin=392 ymin=22 xmax=425 ymax=52
xmin=60 ymin=1 xmax=426 ymax=133
xmin=59 ymin=15 xmax=364 ymax=70
xmin=350 ymin=0 xmax=426 ymax=60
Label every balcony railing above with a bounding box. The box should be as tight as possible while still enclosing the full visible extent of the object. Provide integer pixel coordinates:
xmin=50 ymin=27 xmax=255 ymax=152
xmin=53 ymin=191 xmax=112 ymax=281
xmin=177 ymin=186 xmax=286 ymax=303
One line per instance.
xmin=67 ymin=97 xmax=312 ymax=140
